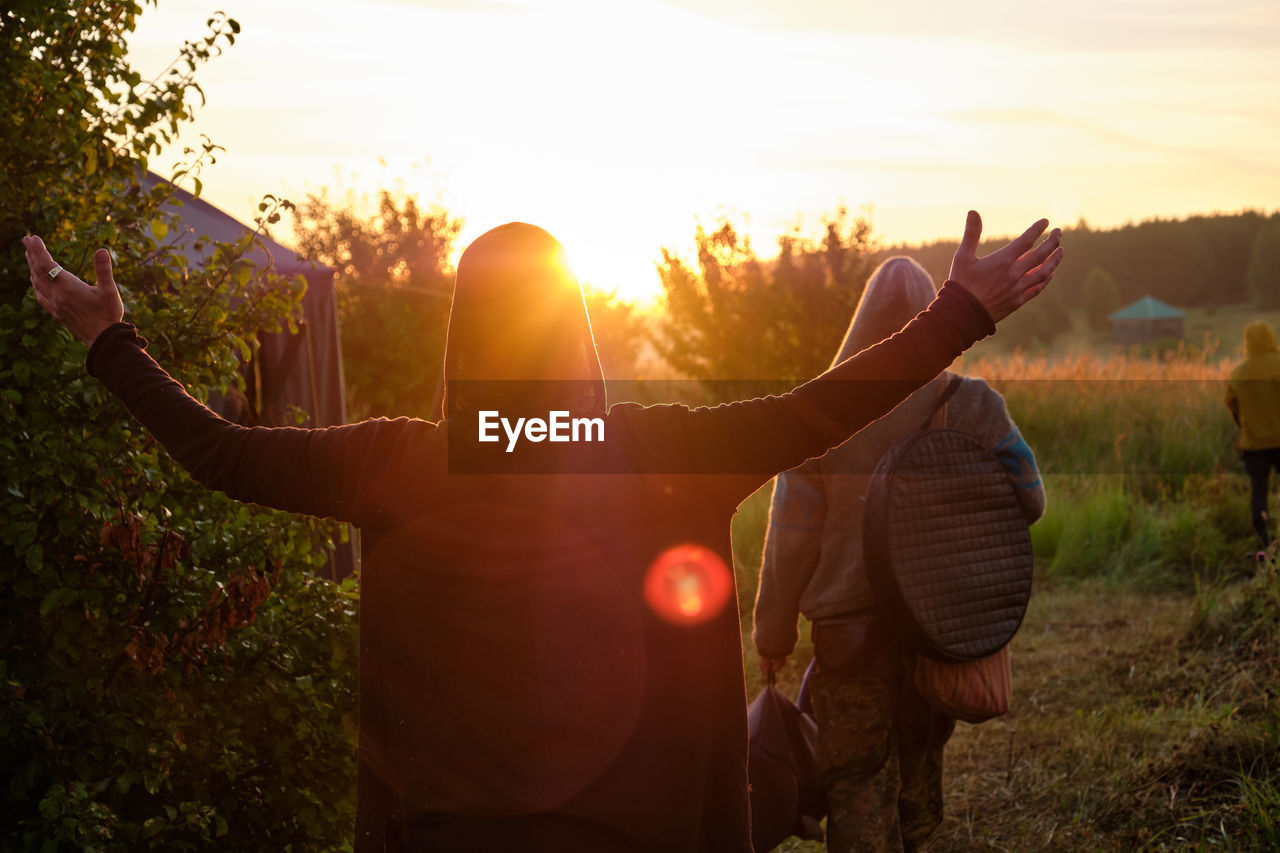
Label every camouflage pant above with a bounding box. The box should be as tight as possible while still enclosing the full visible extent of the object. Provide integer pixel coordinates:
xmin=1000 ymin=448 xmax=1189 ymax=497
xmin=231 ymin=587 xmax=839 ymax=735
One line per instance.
xmin=811 ymin=619 xmax=955 ymax=853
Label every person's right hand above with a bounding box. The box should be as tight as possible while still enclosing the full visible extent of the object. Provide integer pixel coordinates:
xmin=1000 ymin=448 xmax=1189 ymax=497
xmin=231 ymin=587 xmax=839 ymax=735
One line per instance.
xmin=948 ymin=211 xmax=1063 ymax=324
xmin=24 ymin=235 xmax=124 ymax=347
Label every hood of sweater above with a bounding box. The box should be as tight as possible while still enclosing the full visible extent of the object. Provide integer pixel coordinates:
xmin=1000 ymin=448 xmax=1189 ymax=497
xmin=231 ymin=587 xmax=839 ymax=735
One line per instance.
xmin=816 ymin=255 xmax=950 ymax=458
xmin=441 ymin=222 xmax=606 ymax=420
xmin=832 ymin=256 xmax=939 ymax=371
xmin=1244 ymin=320 xmax=1279 ymax=359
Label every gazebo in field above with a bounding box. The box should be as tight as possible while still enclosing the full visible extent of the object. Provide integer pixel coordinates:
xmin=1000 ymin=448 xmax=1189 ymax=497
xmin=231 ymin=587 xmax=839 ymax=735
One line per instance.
xmin=143 ymin=172 xmax=356 ymax=579
xmin=1108 ymin=296 xmax=1185 ymax=345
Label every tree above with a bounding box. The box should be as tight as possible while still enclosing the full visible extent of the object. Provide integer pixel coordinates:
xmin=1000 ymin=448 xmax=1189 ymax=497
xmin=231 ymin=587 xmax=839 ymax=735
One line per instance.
xmin=2 ymin=4 xmax=356 ymax=848
xmin=582 ymin=286 xmax=645 ymax=379
xmin=1248 ymin=219 xmax=1280 ymax=309
xmin=1081 ymin=266 xmax=1123 ymax=331
xmin=293 ymin=189 xmax=461 ymax=421
xmin=652 ymin=208 xmax=876 ymax=400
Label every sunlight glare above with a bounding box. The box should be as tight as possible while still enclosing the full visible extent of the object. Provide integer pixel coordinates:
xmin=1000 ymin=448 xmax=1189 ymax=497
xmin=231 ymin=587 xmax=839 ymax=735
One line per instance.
xmin=643 ymin=544 xmax=733 ymax=626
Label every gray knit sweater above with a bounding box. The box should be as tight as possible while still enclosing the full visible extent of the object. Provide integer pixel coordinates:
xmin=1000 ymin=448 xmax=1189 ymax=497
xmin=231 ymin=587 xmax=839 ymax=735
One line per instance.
xmin=750 ymin=254 xmax=1045 ymax=660
xmin=751 ymin=371 xmax=1046 ymax=657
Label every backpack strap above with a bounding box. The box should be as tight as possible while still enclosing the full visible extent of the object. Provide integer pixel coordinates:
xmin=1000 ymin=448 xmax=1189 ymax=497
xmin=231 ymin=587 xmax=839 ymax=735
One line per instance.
xmin=917 ymin=375 xmax=963 ymax=432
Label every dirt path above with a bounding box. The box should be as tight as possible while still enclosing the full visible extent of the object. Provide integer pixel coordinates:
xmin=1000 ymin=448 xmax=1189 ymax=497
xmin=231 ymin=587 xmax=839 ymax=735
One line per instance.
xmin=769 ymin=578 xmax=1278 ymax=852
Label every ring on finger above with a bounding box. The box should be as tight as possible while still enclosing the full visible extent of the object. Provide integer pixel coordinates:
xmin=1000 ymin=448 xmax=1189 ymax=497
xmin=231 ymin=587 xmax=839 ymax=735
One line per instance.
xmin=46 ymin=264 xmax=64 ymax=281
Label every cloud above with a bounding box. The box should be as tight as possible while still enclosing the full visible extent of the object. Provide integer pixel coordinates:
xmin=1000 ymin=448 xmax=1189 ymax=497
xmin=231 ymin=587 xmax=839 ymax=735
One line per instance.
xmin=663 ymin=0 xmax=1280 ymax=53
xmin=945 ymin=108 xmax=1280 ymax=177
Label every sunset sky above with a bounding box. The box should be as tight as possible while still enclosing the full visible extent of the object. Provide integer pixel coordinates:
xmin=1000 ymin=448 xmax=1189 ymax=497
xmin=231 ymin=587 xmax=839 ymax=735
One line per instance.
xmin=126 ymin=0 xmax=1280 ymax=302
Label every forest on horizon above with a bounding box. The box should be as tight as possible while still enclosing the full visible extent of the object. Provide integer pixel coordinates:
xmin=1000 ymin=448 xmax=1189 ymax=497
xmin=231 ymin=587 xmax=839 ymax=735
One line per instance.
xmin=289 ymin=195 xmax=1280 ymax=419
xmin=883 ymin=209 xmax=1280 ymax=351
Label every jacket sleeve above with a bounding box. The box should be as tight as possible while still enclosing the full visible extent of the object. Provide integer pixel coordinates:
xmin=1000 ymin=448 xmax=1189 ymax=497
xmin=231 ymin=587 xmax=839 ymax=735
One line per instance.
xmin=965 ymin=380 xmax=1046 ymax=524
xmin=751 ymin=465 xmax=826 ymax=658
xmin=86 ymin=323 xmax=416 ymax=526
xmin=626 ymin=281 xmax=995 ymax=495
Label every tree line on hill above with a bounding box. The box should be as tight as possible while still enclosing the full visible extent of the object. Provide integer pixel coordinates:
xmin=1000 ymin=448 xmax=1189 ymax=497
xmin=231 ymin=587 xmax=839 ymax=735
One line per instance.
xmin=886 ymin=211 xmax=1280 ymax=349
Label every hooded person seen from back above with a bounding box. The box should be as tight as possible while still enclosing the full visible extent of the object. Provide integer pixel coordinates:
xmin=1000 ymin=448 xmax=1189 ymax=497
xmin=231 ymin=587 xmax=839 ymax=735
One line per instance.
xmin=1227 ymin=321 xmax=1280 ymax=451
xmin=1226 ymin=320 xmax=1280 ymax=557
xmin=752 ymin=256 xmax=1045 ymax=853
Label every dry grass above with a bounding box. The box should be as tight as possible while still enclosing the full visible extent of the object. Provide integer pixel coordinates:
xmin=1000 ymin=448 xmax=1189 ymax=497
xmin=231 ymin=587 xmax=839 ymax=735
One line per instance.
xmin=746 ymin=578 xmax=1280 ymax=853
xmin=930 ymin=577 xmax=1279 ymax=852
xmin=958 ymin=341 xmax=1230 ymax=381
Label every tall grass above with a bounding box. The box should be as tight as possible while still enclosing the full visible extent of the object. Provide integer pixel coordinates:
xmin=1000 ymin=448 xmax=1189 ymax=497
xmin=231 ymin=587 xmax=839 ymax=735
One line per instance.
xmin=731 ymin=344 xmax=1268 ymax=662
xmin=956 ymin=346 xmax=1262 ymax=587
xmin=1028 ymin=476 xmax=1244 ymax=587
xmin=1235 ymin=774 xmax=1280 ymax=850
xmin=960 ymin=346 xmax=1239 ymax=490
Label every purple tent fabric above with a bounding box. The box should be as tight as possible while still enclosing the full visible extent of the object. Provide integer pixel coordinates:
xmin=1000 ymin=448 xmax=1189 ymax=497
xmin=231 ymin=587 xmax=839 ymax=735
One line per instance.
xmin=142 ymin=172 xmax=355 ymax=579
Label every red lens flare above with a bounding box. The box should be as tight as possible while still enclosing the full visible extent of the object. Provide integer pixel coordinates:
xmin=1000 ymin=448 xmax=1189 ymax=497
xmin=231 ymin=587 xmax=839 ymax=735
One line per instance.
xmin=643 ymin=544 xmax=733 ymax=626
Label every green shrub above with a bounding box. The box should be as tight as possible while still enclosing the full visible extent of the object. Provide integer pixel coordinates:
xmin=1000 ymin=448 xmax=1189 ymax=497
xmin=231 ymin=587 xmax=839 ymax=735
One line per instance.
xmin=1032 ymin=475 xmax=1242 ymax=589
xmin=2 ymin=4 xmax=357 ymax=849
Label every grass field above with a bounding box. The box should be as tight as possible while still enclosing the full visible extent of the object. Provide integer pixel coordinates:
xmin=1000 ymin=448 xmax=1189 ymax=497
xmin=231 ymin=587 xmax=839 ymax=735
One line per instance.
xmin=728 ymin=338 xmax=1280 ymax=851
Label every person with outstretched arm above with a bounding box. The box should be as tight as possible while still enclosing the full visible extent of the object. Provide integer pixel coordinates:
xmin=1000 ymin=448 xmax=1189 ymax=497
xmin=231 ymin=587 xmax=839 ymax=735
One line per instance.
xmin=24 ymin=211 xmax=1061 ymax=852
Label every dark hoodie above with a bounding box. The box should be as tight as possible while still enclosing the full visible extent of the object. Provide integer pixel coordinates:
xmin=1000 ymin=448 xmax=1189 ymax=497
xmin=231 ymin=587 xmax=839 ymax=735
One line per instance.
xmin=85 ymin=223 xmax=995 ymax=851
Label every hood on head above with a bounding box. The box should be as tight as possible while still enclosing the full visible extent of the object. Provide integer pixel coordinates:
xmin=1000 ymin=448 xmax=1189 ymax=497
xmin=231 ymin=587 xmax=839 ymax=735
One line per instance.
xmin=1245 ymin=320 xmax=1279 ymax=358
xmin=831 ymin=256 xmax=938 ymax=369
xmin=441 ymin=222 xmax=605 ymax=419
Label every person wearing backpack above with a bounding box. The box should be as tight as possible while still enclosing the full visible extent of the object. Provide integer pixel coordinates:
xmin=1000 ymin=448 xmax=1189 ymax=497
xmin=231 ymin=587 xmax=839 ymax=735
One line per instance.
xmin=752 ymin=256 xmax=1046 ymax=852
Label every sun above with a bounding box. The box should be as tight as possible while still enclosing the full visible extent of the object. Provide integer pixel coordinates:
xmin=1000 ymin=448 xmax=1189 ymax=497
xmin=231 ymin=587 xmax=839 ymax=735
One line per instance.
xmin=562 ymin=233 xmax=665 ymax=307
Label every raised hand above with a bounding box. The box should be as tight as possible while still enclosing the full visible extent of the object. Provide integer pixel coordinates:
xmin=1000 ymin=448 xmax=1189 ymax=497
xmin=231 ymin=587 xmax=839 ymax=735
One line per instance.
xmin=24 ymin=235 xmax=124 ymax=346
xmin=948 ymin=211 xmax=1063 ymax=324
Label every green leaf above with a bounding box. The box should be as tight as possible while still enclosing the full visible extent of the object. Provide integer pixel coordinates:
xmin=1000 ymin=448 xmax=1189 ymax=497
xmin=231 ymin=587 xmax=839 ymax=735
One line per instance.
xmin=38 ymin=792 xmax=62 ymax=819
xmin=39 ymin=588 xmax=78 ymax=616
xmin=151 ymin=217 xmax=168 ymax=241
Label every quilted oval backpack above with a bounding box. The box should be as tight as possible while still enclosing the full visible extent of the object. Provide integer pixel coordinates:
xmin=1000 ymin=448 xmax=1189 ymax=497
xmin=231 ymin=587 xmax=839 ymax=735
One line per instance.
xmin=863 ymin=375 xmax=1031 ymax=722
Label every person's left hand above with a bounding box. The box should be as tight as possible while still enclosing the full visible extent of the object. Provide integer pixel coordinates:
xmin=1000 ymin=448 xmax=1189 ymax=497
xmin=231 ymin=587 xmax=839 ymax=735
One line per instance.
xmin=24 ymin=235 xmax=124 ymax=346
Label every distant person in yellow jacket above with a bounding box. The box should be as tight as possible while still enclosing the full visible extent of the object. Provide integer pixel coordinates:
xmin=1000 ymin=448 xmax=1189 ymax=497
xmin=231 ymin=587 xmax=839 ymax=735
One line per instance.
xmin=1226 ymin=320 xmax=1280 ymax=560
